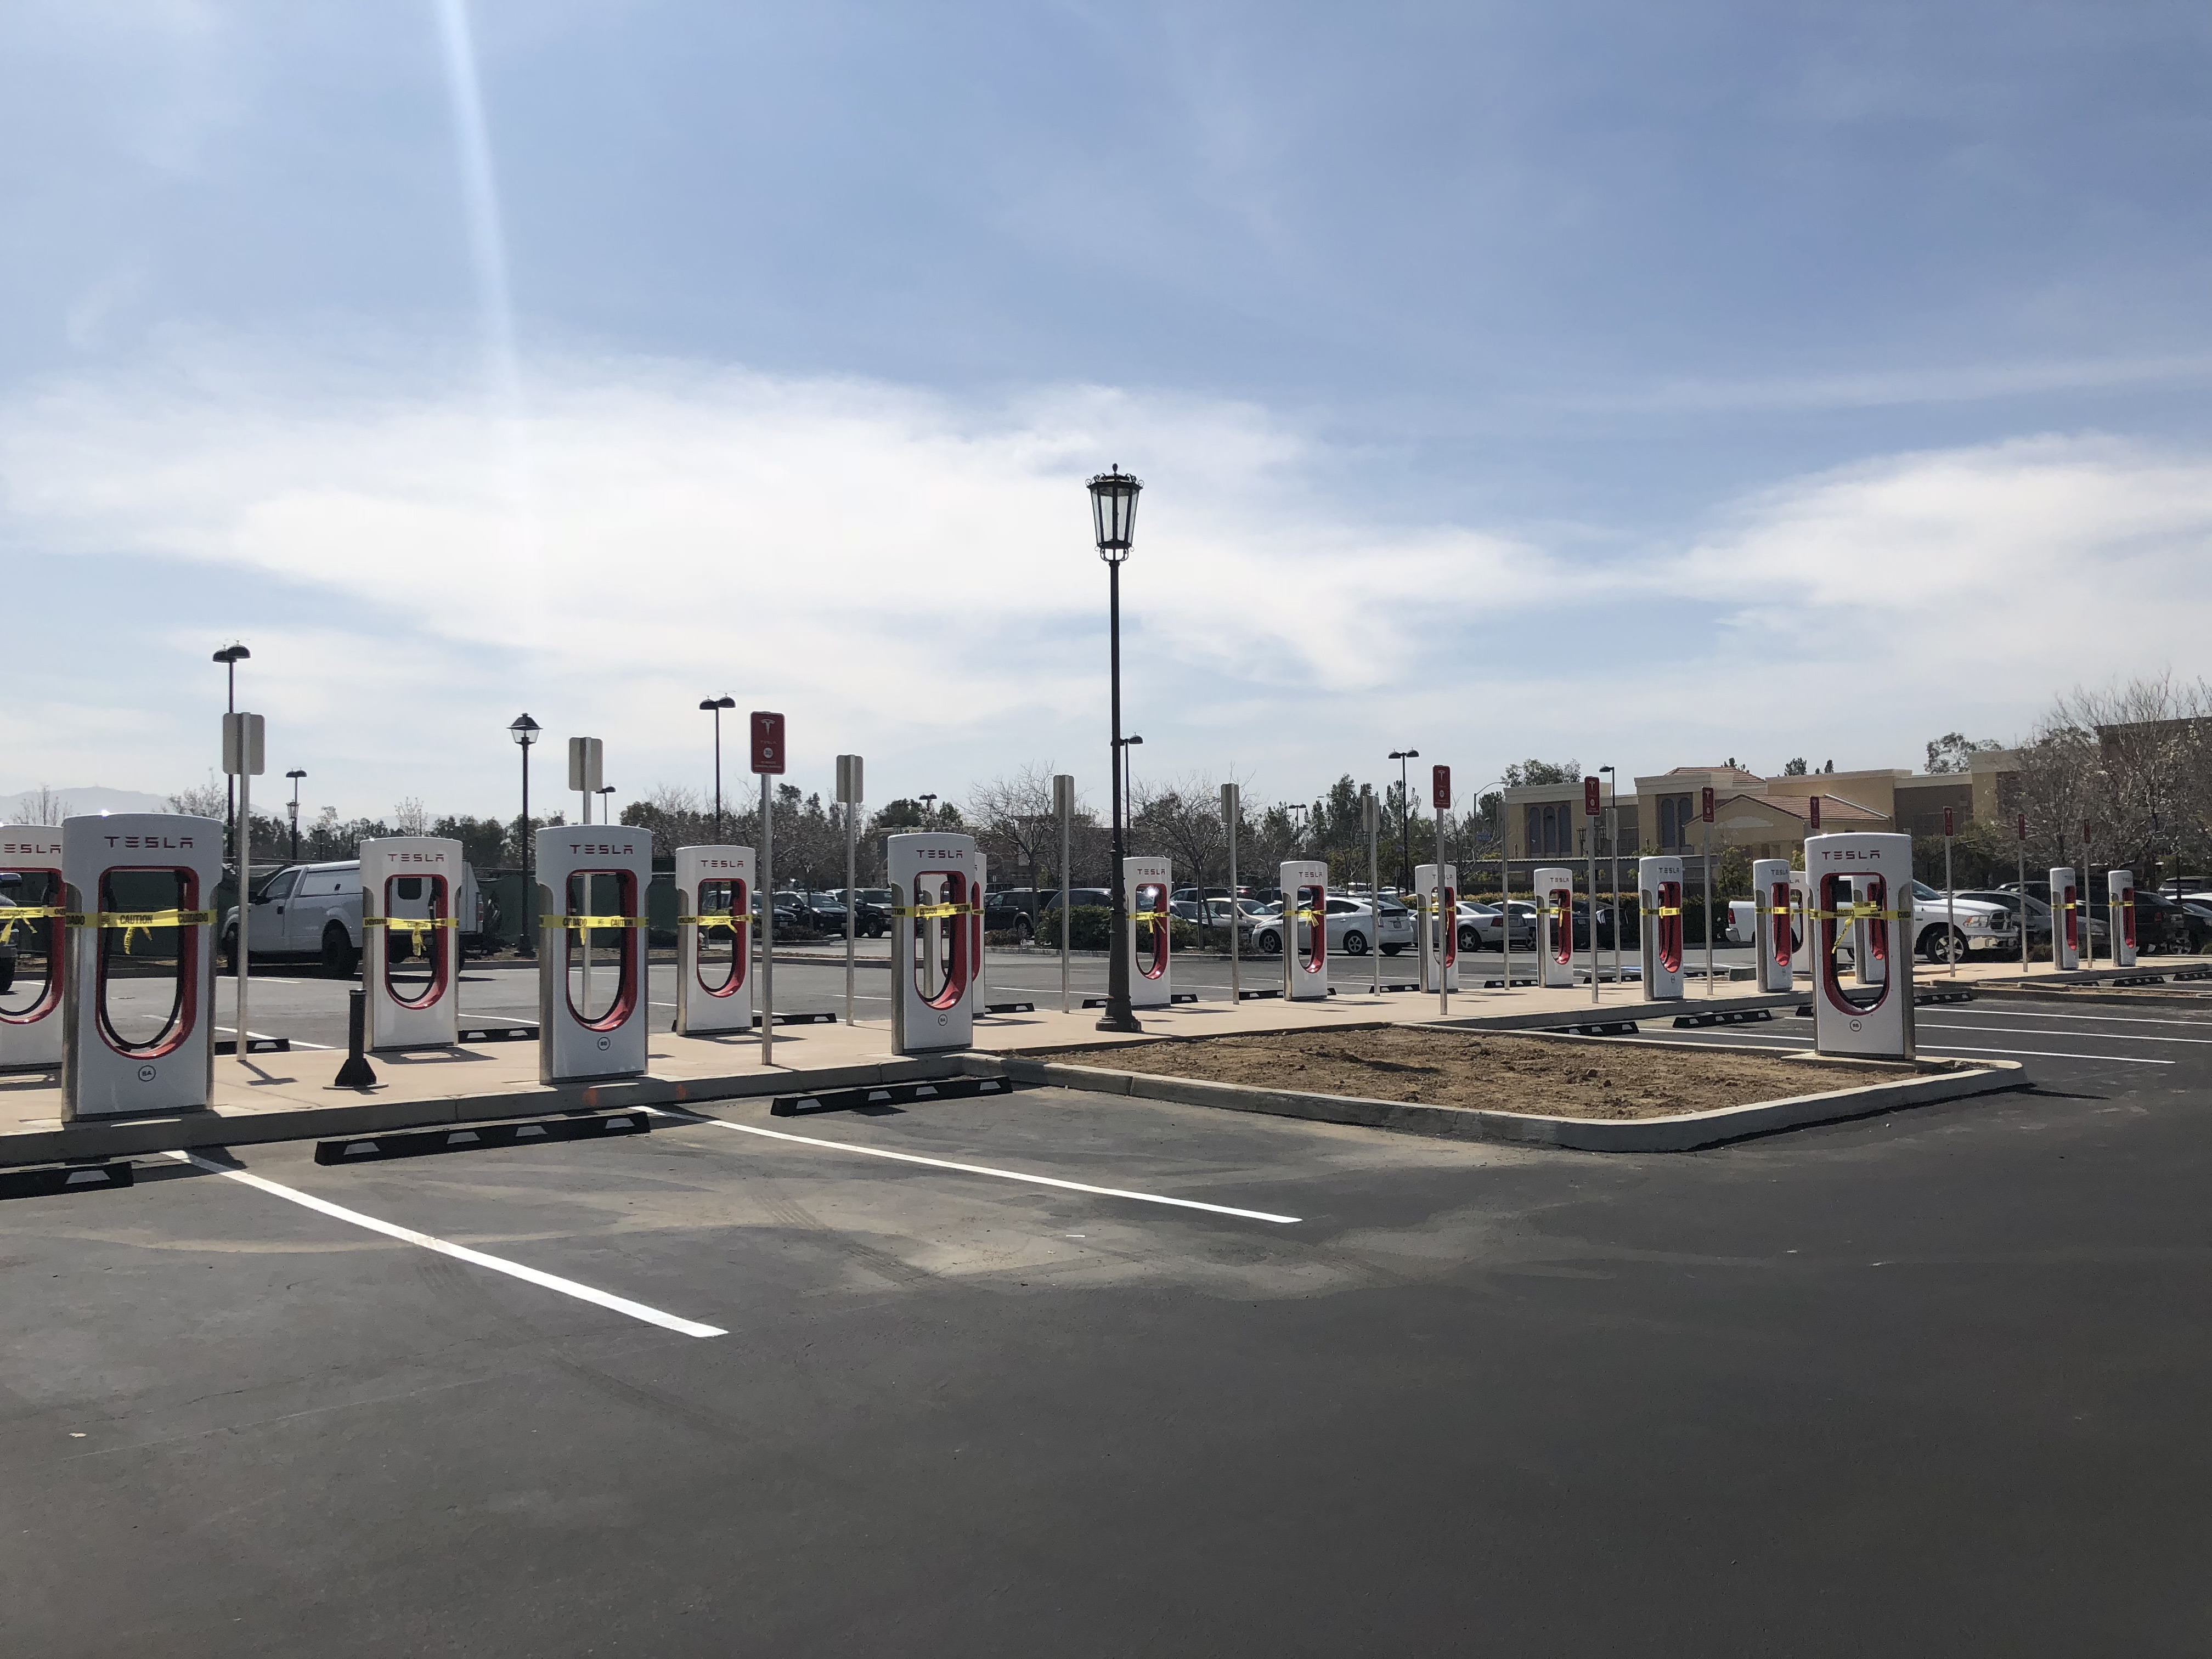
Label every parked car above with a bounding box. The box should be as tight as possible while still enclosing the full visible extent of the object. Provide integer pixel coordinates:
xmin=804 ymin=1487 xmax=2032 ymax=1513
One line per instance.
xmin=1455 ymin=901 xmax=1537 ymax=952
xmin=222 ymin=859 xmax=489 ymax=977
xmin=1169 ymin=896 xmax=1251 ymax=931
xmin=2089 ymin=890 xmax=2208 ymax=955
xmin=1038 ymin=887 xmax=1114 ymax=918
xmin=1240 ymin=896 xmax=1415 ymax=957
xmin=983 ymin=888 xmax=1051 ymax=939
xmin=804 ymin=891 xmax=889 ymax=938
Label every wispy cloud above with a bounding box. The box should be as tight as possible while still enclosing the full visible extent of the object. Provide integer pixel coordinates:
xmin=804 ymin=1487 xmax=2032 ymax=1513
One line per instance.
xmin=2 ymin=337 xmax=2207 ymax=816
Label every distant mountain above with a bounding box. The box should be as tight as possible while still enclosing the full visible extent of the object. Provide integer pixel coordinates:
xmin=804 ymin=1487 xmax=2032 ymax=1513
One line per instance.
xmin=0 ymin=786 xmax=178 ymax=823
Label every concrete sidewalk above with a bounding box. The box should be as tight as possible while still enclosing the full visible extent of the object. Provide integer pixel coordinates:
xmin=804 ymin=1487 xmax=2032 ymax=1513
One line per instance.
xmin=10 ymin=952 xmax=2197 ymax=1167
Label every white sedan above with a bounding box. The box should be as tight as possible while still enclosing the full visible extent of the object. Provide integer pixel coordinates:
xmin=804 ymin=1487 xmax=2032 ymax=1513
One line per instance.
xmin=1241 ymin=896 xmax=1414 ymax=956
xmin=1455 ymin=901 xmax=1537 ymax=952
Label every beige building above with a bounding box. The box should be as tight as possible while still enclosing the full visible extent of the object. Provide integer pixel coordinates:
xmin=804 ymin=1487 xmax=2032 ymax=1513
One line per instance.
xmin=1502 ymin=752 xmax=2018 ymax=862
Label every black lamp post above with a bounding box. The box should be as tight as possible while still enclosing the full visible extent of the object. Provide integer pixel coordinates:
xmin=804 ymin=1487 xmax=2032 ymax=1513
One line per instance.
xmin=213 ymin=644 xmax=250 ymax=866
xmin=285 ymin=769 xmax=306 ymax=862
xmin=1088 ymin=465 xmax=1143 ymax=1034
xmin=1118 ymin=736 xmax=1143 ymax=821
xmin=510 ymin=713 xmax=540 ymax=956
xmin=1389 ymin=748 xmax=1420 ymax=893
xmin=918 ymin=793 xmax=938 ymax=823
xmin=700 ymin=696 xmax=735 ymax=839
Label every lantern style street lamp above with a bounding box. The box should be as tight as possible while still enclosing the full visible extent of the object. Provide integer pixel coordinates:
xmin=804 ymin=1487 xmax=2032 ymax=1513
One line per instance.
xmin=510 ymin=713 xmax=540 ymax=955
xmin=1088 ymin=466 xmax=1143 ymax=1033
xmin=285 ymin=769 xmax=307 ymax=862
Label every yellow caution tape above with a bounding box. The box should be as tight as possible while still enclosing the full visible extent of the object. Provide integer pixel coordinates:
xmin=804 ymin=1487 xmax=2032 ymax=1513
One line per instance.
xmin=1293 ymin=908 xmax=1323 ymax=924
xmin=894 ymin=903 xmax=981 ymax=919
xmin=65 ymin=909 xmax=216 ymax=954
xmin=0 ymin=903 xmax=60 ymax=945
xmin=1812 ymin=906 xmax=1911 ymax=923
xmin=676 ymin=912 xmax=750 ymax=927
xmin=363 ymin=916 xmax=458 ymax=933
xmin=540 ymin=913 xmax=643 ymax=928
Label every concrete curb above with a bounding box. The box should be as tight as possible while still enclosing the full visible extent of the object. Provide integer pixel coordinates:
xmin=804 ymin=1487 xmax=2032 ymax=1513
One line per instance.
xmin=0 ymin=1056 xmax=973 ymax=1169
xmin=995 ymin=1052 xmax=2024 ymax=1153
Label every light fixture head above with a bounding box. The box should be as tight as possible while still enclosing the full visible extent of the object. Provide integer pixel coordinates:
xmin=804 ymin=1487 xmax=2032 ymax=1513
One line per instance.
xmin=212 ymin=644 xmax=250 ymax=665
xmin=509 ymin=712 xmax=541 ymax=748
xmin=1086 ymin=466 xmax=1142 ymax=561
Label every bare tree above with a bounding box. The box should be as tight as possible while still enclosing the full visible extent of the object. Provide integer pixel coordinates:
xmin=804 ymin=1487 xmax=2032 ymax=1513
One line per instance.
xmin=167 ymin=775 xmax=225 ymax=820
xmin=22 ymin=785 xmax=71 ymax=826
xmin=393 ymin=797 xmax=430 ymax=836
xmin=2016 ymin=673 xmax=2212 ymax=880
xmin=968 ymin=765 xmax=1061 ymax=897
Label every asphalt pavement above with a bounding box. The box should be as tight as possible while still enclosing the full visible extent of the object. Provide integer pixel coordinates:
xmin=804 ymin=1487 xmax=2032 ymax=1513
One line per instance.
xmin=3 ymin=990 xmax=2206 ymax=1655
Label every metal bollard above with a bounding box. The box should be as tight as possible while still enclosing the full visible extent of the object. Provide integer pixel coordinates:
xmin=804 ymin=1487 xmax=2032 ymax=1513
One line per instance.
xmin=334 ymin=987 xmax=378 ymax=1088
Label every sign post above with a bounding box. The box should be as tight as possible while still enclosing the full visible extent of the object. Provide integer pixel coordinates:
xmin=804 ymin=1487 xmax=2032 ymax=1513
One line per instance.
xmin=2018 ymin=812 xmax=2029 ymax=979
xmin=1362 ymin=785 xmax=1380 ymax=996
xmin=2082 ymin=819 xmax=2095 ymax=968
xmin=222 ymin=712 xmax=266 ymax=1060
xmin=1433 ymin=767 xmax=1453 ymax=1013
xmin=1701 ymin=785 xmax=1716 ymax=998
xmin=837 ymin=754 xmax=863 ymax=1024
xmin=752 ymin=713 xmax=785 ymax=1064
xmin=1586 ymin=776 xmax=1602 ymax=1003
xmin=1220 ymin=783 xmax=1241 ymax=1005
xmin=567 ymin=737 xmax=603 ymax=825
xmin=1059 ymin=775 xmax=1078 ymax=1013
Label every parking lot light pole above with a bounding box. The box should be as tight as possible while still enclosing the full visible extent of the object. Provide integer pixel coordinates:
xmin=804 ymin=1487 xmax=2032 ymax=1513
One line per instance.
xmin=213 ymin=644 xmax=250 ymax=868
xmin=1221 ymin=781 xmax=1240 ymax=1005
xmin=700 ymin=696 xmax=735 ymax=840
xmin=1088 ymin=465 xmax=1143 ymax=1035
xmin=1388 ymin=749 xmax=1419 ymax=893
xmin=510 ymin=714 xmax=540 ymax=956
xmin=1600 ymin=766 xmax=1620 ymax=985
xmin=1362 ymin=785 xmax=1380 ymax=996
xmin=285 ymin=769 xmax=306 ymax=863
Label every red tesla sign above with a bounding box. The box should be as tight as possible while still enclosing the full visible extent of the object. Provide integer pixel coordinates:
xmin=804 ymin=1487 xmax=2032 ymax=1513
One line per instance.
xmin=750 ymin=711 xmax=786 ymax=775
xmin=1809 ymin=795 xmax=1821 ymax=831
xmin=1701 ymin=786 xmax=1714 ymax=823
xmin=1944 ymin=808 xmax=1955 ymax=837
xmin=1584 ymin=777 xmax=1600 ymax=817
xmin=1432 ymin=765 xmax=1452 ymax=810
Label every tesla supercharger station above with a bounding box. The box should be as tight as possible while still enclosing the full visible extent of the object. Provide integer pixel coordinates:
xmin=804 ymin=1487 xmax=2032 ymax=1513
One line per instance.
xmin=2050 ymin=866 xmax=2080 ymax=971
xmin=674 ymin=844 xmax=753 ymax=1035
xmin=360 ymin=836 xmax=462 ymax=1050
xmin=2109 ymin=869 xmax=2136 ymax=969
xmin=1808 ymin=832 xmax=1915 ymax=1060
xmin=1125 ymin=855 xmax=1172 ymax=1009
xmin=1536 ymin=865 xmax=1575 ymax=988
xmin=1281 ymin=859 xmax=1329 ymax=1001
xmin=890 ymin=831 xmax=981 ymax=1053
xmin=1415 ymin=862 xmax=1459 ymax=992
xmin=1788 ymin=869 xmax=1815 ymax=977
xmin=535 ymin=825 xmax=650 ymax=1083
xmin=1752 ymin=856 xmax=1794 ymax=992
xmin=0 ymin=825 xmax=67 ymax=1070
xmin=1638 ymin=855 xmax=1685 ymax=1000
xmin=61 ymin=814 xmax=221 ymax=1119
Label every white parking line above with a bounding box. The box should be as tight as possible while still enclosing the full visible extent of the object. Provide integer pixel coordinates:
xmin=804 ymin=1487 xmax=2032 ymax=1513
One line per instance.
xmin=1933 ymin=1009 xmax=2212 ymax=1028
xmin=1918 ymin=1043 xmax=2171 ymax=1065
xmin=215 ymin=1026 xmax=336 ymax=1051
xmin=1641 ymin=1029 xmax=2172 ymax=1065
xmin=163 ymin=1150 xmax=726 ymax=1338
xmin=654 ymin=1110 xmax=1301 ymax=1224
xmin=1920 ymin=1022 xmax=2212 ymax=1046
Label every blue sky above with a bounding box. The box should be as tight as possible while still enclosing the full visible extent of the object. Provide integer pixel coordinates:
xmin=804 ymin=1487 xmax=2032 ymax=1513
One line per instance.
xmin=2 ymin=1 xmax=2207 ymax=824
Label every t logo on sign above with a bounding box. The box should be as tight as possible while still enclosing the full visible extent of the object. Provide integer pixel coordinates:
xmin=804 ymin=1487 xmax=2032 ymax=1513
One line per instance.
xmin=1584 ymin=777 xmax=1601 ymax=817
xmin=1432 ymin=765 xmax=1452 ymax=811
xmin=1701 ymin=786 xmax=1714 ymax=824
xmin=751 ymin=712 xmax=786 ymax=776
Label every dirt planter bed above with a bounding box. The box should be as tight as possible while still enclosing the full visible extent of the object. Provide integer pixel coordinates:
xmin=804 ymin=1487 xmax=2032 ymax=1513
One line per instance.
xmin=998 ymin=1025 xmax=2023 ymax=1153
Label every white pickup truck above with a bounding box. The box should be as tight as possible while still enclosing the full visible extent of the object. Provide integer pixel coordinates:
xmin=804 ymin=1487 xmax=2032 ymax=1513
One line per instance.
xmin=222 ymin=859 xmax=488 ymax=975
xmin=1728 ymin=879 xmax=2017 ymax=964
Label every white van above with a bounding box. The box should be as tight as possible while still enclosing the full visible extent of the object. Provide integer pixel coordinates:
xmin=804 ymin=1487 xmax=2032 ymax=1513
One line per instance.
xmin=222 ymin=860 xmax=487 ymax=975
